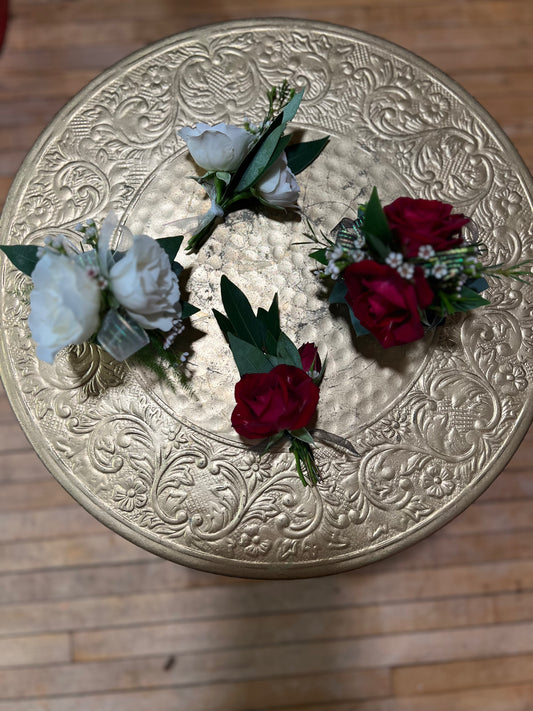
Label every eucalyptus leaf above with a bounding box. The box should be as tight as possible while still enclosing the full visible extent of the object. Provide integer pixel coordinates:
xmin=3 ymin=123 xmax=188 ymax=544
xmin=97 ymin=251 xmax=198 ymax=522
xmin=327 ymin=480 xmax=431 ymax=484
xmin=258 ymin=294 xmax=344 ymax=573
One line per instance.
xmin=235 ymin=124 xmax=285 ymax=193
xmin=157 ymin=235 xmax=184 ymax=264
xmin=286 ymin=137 xmax=329 ymax=175
xmin=261 ymin=134 xmax=292 ymax=176
xmin=276 ymin=332 xmax=302 ymax=368
xmin=220 ymin=275 xmax=266 ymax=349
xmin=228 ymin=332 xmax=277 ymax=376
xmin=181 ymin=301 xmax=199 ymax=319
xmin=280 ymin=89 xmax=304 ymax=124
xmin=0 ymin=245 xmax=40 ymax=277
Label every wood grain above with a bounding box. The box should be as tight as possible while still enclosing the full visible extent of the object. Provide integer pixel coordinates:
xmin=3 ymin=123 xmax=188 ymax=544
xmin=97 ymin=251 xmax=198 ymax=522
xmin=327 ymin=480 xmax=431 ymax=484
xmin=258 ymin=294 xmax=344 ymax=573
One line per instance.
xmin=0 ymin=0 xmax=532 ymax=708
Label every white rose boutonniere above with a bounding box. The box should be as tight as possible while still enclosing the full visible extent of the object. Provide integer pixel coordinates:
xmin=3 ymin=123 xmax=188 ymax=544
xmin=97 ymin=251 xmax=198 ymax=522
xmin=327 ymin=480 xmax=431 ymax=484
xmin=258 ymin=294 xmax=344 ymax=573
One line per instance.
xmin=176 ymin=81 xmax=329 ymax=252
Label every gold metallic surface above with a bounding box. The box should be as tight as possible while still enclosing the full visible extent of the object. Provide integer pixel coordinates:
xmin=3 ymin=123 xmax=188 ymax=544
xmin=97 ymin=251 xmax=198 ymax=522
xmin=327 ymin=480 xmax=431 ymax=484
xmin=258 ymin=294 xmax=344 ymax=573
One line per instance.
xmin=1 ymin=19 xmax=532 ymax=578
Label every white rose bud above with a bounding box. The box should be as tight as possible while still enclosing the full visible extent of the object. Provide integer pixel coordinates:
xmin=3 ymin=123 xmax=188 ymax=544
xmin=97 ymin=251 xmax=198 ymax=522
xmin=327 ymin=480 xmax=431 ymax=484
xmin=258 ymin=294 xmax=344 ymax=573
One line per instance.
xmin=255 ymin=152 xmax=300 ymax=209
xmin=178 ymin=122 xmax=254 ymax=173
xmin=109 ymin=235 xmax=181 ymax=331
xmin=28 ymin=252 xmax=101 ymax=364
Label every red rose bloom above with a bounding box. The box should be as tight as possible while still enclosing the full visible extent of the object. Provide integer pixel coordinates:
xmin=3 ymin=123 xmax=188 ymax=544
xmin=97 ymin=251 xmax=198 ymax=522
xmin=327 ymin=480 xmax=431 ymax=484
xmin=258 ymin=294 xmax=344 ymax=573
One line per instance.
xmin=231 ymin=364 xmax=319 ymax=439
xmin=384 ymin=197 xmax=469 ymax=258
xmin=298 ymin=342 xmax=321 ymax=375
xmin=344 ymin=260 xmax=434 ymax=348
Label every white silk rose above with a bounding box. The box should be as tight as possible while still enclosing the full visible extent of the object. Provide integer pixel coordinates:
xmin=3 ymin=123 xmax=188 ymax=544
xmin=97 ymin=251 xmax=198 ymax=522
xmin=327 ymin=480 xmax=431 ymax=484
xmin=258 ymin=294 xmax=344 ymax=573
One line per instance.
xmin=28 ymin=252 xmax=101 ymax=364
xmin=109 ymin=234 xmax=181 ymax=331
xmin=255 ymin=152 xmax=300 ymax=209
xmin=178 ymin=122 xmax=254 ymax=172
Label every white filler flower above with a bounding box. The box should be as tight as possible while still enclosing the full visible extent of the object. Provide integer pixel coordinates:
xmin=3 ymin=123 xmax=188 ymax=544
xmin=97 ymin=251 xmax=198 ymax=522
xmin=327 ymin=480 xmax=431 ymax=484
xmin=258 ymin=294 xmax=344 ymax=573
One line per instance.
xmin=255 ymin=152 xmax=300 ymax=208
xmin=109 ymin=234 xmax=181 ymax=331
xmin=28 ymin=252 xmax=101 ymax=364
xmin=178 ymin=122 xmax=254 ymax=172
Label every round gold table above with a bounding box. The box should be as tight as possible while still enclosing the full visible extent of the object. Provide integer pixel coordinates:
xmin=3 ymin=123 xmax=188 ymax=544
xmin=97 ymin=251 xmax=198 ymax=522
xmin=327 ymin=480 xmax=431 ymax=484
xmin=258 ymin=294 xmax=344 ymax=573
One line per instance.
xmin=1 ymin=19 xmax=532 ymax=578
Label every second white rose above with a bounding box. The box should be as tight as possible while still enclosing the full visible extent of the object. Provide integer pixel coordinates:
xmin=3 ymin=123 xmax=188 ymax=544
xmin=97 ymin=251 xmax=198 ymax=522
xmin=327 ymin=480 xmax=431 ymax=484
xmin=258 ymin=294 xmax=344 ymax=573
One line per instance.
xmin=109 ymin=234 xmax=181 ymax=331
xmin=255 ymin=152 xmax=300 ymax=209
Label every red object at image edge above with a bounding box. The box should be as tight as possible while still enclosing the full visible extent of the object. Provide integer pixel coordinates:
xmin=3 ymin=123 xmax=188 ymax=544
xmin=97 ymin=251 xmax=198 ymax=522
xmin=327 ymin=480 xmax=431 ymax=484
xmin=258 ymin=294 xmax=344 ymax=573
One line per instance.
xmin=0 ymin=0 xmax=7 ymax=50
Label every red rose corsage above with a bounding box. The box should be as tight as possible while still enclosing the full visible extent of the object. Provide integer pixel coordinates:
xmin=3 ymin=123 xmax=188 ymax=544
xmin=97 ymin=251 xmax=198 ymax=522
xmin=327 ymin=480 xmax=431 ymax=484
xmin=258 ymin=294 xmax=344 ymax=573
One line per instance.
xmin=309 ymin=187 xmax=530 ymax=348
xmin=214 ymin=276 xmax=326 ymax=486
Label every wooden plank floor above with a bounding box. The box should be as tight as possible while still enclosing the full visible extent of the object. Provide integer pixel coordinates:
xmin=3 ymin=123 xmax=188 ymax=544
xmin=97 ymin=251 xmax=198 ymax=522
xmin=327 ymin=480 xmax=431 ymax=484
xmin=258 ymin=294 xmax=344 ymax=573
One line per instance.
xmin=0 ymin=0 xmax=533 ymax=708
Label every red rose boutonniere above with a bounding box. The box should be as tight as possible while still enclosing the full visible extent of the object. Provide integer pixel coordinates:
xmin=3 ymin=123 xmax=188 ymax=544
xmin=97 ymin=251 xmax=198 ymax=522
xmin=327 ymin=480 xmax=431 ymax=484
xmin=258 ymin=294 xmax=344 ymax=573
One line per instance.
xmin=214 ymin=277 xmax=328 ymax=486
xmin=309 ymin=187 xmax=531 ymax=348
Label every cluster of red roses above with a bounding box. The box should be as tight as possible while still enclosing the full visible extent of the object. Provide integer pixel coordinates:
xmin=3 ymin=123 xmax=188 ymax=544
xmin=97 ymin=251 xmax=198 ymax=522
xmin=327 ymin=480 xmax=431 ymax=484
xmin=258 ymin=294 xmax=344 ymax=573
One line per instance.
xmin=342 ymin=198 xmax=471 ymax=348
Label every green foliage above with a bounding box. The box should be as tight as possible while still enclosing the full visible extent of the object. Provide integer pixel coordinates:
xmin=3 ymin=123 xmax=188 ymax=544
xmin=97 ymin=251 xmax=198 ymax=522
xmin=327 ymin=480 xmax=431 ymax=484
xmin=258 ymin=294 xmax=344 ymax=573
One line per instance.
xmin=361 ymin=187 xmax=392 ymax=260
xmin=436 ymin=286 xmax=490 ymax=315
xmin=309 ymin=248 xmax=328 ymax=265
xmin=181 ymin=301 xmax=199 ymax=319
xmin=130 ymin=336 xmax=192 ymax=394
xmin=227 ymin=332 xmax=277 ymax=377
xmin=216 ymin=277 xmax=303 ymax=377
xmin=235 ymin=124 xmax=286 ymax=193
xmin=156 ymin=235 xmax=183 ymax=264
xmin=0 ymin=245 xmax=40 ymax=277
xmin=219 ymin=275 xmax=267 ymax=351
xmin=286 ymin=137 xmax=330 ymax=175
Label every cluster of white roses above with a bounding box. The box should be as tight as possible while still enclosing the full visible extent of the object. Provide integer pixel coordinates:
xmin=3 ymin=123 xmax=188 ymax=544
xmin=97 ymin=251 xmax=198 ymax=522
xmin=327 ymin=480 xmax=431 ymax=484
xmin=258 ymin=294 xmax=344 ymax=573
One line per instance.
xmin=28 ymin=213 xmax=183 ymax=364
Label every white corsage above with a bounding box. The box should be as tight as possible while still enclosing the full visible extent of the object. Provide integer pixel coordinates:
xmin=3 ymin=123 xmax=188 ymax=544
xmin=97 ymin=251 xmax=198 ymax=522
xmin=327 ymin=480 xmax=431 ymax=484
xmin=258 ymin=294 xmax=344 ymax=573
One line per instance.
xmin=1 ymin=214 xmax=198 ymax=378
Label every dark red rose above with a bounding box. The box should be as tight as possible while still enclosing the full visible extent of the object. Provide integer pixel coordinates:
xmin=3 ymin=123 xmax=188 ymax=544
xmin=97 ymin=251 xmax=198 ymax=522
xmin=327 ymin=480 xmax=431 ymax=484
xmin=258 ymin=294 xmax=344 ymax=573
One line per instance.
xmin=298 ymin=342 xmax=322 ymax=375
xmin=344 ymin=260 xmax=434 ymax=348
xmin=231 ymin=364 xmax=320 ymax=439
xmin=384 ymin=197 xmax=469 ymax=258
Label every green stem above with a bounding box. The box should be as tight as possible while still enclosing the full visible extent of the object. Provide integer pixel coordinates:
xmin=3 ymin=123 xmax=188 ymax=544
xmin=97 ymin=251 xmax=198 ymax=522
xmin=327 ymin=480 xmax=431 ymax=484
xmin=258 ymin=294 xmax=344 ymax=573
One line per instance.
xmin=288 ymin=434 xmax=319 ymax=487
xmin=221 ymin=191 xmax=252 ymax=209
xmin=186 ymin=216 xmax=219 ymax=254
